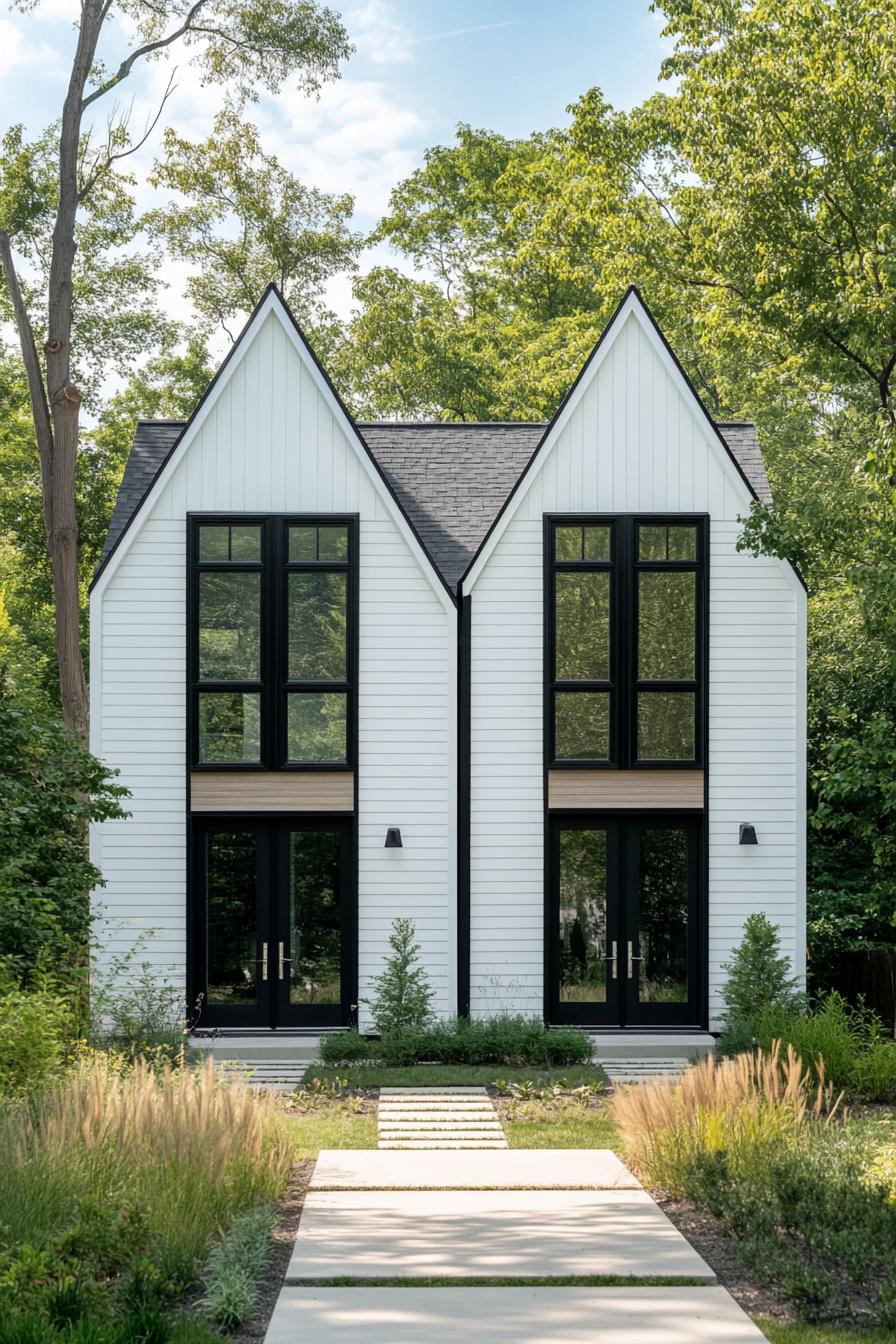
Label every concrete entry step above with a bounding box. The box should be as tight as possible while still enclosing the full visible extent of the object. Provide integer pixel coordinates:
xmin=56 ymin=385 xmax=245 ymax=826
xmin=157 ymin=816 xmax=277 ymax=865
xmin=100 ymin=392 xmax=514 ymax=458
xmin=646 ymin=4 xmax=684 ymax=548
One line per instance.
xmin=311 ymin=1149 xmax=641 ymax=1189
xmin=286 ymin=1189 xmax=715 ymax=1282
xmin=587 ymin=1033 xmax=715 ymax=1062
xmin=265 ymin=1286 xmax=768 ymax=1343
xmin=602 ymin=1060 xmax=690 ymax=1087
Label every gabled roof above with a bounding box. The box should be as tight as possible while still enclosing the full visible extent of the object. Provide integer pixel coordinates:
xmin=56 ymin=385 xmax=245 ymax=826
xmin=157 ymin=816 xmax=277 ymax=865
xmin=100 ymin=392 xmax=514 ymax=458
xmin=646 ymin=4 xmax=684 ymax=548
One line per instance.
xmin=100 ymin=416 xmax=771 ymax=590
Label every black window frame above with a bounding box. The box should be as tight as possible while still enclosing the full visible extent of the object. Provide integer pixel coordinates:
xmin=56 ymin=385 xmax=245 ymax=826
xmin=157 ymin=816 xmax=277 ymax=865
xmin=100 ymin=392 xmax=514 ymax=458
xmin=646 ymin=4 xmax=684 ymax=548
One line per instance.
xmin=188 ymin=513 xmax=359 ymax=771
xmin=545 ymin=514 xmax=707 ymax=771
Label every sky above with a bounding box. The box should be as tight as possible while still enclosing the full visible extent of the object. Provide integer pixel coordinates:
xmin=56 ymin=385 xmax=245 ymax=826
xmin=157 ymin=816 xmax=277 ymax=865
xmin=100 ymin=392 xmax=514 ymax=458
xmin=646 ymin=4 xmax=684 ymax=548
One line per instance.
xmin=0 ymin=1 xmax=673 ymax=333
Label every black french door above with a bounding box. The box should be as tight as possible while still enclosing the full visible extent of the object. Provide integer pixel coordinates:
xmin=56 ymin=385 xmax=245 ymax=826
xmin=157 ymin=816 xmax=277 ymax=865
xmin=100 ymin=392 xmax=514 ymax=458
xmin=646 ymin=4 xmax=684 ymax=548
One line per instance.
xmin=191 ymin=817 xmax=353 ymax=1029
xmin=549 ymin=815 xmax=701 ymax=1027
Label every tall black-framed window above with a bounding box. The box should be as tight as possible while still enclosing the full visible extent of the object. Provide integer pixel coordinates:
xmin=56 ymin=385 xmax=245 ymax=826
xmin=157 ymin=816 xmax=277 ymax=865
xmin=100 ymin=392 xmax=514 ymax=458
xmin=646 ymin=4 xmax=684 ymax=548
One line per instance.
xmin=546 ymin=516 xmax=706 ymax=769
xmin=189 ymin=515 xmax=358 ymax=769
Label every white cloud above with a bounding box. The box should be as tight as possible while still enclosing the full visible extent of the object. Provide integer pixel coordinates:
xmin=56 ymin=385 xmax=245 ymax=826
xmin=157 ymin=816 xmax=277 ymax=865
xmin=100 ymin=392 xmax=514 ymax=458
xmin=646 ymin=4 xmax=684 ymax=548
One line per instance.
xmin=349 ymin=0 xmax=413 ymax=65
xmin=0 ymin=17 xmax=57 ymax=81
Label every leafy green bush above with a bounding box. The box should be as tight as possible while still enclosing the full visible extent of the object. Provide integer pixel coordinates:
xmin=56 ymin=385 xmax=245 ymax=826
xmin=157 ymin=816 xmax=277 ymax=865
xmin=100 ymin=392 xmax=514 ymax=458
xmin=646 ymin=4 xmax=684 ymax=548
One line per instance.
xmin=200 ymin=1202 xmax=276 ymax=1330
xmin=737 ymin=992 xmax=896 ymax=1102
xmin=318 ymin=1027 xmax=371 ymax=1065
xmin=0 ymin=982 xmax=74 ymax=1094
xmin=719 ymin=913 xmax=802 ymax=1049
xmin=362 ymin=917 xmax=434 ymax=1035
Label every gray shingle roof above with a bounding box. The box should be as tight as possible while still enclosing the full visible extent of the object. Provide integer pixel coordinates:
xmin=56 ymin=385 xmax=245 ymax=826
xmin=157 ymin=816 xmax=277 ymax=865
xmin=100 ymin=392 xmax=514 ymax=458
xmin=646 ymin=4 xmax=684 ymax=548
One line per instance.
xmin=99 ymin=418 xmax=773 ymax=589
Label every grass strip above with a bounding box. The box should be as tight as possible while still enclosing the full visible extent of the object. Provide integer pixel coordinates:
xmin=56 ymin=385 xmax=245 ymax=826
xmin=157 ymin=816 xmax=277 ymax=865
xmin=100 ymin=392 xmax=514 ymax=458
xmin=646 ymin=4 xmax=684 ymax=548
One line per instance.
xmin=288 ymin=1275 xmax=713 ymax=1288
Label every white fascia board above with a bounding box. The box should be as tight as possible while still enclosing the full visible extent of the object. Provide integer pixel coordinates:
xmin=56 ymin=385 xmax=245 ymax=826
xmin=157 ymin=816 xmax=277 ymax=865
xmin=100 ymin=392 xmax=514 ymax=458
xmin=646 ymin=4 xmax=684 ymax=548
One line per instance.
xmin=93 ymin=290 xmax=455 ymax=615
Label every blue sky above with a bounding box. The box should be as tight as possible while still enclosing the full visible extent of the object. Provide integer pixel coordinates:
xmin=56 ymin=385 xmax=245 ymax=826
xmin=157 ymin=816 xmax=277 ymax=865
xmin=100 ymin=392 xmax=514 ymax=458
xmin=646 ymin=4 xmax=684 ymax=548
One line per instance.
xmin=1 ymin=1 xmax=673 ymax=326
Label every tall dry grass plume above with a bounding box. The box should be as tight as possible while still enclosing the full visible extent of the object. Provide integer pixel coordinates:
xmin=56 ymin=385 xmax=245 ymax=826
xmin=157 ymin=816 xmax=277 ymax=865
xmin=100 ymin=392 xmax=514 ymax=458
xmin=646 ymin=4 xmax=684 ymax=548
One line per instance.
xmin=612 ymin=1041 xmax=842 ymax=1193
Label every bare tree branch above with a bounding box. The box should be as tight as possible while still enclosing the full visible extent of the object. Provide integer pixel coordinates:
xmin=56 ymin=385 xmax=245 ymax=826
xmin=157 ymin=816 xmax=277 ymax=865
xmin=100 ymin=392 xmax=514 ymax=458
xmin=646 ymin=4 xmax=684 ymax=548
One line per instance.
xmin=81 ymin=0 xmax=208 ymax=110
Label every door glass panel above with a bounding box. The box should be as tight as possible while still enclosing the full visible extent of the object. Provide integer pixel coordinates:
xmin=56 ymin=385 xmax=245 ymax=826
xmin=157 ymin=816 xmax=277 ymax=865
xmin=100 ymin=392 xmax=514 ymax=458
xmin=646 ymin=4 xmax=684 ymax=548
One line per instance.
xmin=638 ymin=571 xmax=696 ymax=680
xmin=555 ymin=690 xmax=610 ymax=760
xmin=198 ymin=572 xmax=261 ymax=680
xmin=288 ymin=830 xmax=342 ymax=1004
xmin=637 ymin=691 xmax=696 ymax=760
xmin=555 ymin=571 xmax=610 ymax=680
xmin=287 ymin=691 xmax=347 ymax=763
xmin=637 ymin=828 xmax=689 ymax=1004
xmin=288 ymin=572 xmax=347 ymax=680
xmin=558 ymin=828 xmax=608 ymax=1003
xmin=206 ymin=831 xmax=258 ymax=1006
xmin=198 ymin=691 xmax=261 ymax=762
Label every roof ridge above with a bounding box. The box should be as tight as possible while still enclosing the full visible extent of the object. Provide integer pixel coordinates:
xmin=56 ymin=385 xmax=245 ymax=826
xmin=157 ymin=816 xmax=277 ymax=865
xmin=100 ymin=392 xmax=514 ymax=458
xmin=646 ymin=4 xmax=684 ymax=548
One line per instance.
xmin=357 ymin=420 xmax=548 ymax=428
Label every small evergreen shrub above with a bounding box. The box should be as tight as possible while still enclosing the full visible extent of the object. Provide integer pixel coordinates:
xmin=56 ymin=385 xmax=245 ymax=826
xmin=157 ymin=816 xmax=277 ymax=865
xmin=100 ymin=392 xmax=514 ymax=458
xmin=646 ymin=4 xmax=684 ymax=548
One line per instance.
xmin=318 ymin=1028 xmax=371 ymax=1065
xmin=718 ymin=912 xmax=802 ymax=1051
xmin=362 ymin=918 xmax=434 ymax=1035
xmin=319 ymin=1016 xmax=592 ymax=1068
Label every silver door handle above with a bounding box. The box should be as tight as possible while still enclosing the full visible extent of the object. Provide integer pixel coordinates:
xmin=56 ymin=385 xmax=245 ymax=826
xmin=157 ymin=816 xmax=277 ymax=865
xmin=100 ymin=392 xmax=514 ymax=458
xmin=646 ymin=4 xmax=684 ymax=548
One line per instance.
xmin=278 ymin=942 xmax=293 ymax=980
xmin=627 ymin=941 xmax=643 ymax=979
xmin=259 ymin=943 xmax=268 ymax=981
xmin=603 ymin=940 xmax=618 ymax=980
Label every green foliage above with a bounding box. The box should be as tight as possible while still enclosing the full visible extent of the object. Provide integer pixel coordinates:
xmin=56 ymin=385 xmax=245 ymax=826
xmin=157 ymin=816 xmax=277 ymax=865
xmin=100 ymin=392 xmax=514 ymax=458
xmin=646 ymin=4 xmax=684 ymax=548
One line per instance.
xmin=362 ymin=918 xmax=435 ymax=1037
xmin=318 ymin=1015 xmax=592 ymax=1069
xmin=0 ymin=982 xmax=73 ymax=1095
xmin=0 ymin=674 xmax=128 ymax=977
xmin=735 ymin=994 xmax=896 ymax=1105
xmin=148 ymin=107 xmax=361 ymax=340
xmin=199 ymin=1202 xmax=275 ymax=1331
xmin=719 ymin=913 xmax=802 ymax=1042
xmin=318 ymin=1027 xmax=369 ymax=1065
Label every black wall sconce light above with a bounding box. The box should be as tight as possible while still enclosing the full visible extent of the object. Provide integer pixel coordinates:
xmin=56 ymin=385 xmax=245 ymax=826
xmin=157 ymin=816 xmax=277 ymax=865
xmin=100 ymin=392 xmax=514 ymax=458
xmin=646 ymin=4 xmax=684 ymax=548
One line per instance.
xmin=739 ymin=823 xmax=758 ymax=846
xmin=384 ymin=827 xmax=403 ymax=849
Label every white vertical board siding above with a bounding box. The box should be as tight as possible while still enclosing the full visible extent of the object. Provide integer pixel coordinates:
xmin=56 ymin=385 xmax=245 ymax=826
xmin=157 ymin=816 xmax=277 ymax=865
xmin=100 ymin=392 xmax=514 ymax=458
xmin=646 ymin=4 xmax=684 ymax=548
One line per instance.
xmin=468 ymin=312 xmax=805 ymax=1025
xmin=91 ymin=310 xmax=456 ymax=1021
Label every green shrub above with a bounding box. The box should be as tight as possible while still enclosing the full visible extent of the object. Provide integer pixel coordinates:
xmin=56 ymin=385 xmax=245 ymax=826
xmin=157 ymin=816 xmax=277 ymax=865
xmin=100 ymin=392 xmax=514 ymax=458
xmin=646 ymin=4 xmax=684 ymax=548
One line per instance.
xmin=318 ymin=1028 xmax=371 ymax=1065
xmin=719 ymin=912 xmax=802 ymax=1043
xmin=200 ymin=1202 xmax=276 ymax=1331
xmin=362 ymin=917 xmax=434 ymax=1035
xmin=0 ymin=984 xmax=74 ymax=1094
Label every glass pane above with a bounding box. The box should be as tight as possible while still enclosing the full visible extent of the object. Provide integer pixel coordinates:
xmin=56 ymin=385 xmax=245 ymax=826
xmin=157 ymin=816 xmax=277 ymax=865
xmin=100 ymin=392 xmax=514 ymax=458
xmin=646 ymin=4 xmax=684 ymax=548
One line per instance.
xmin=198 ymin=572 xmax=260 ymax=681
xmin=638 ymin=571 xmax=696 ymax=680
xmin=667 ymin=525 xmax=697 ymax=561
xmin=230 ymin=525 xmax=261 ymax=561
xmin=638 ymin=525 xmax=667 ymax=561
xmin=317 ymin=526 xmax=349 ymax=561
xmin=289 ymin=830 xmax=342 ymax=1005
xmin=555 ymin=691 xmax=610 ymax=760
xmin=287 ymin=692 xmax=347 ymax=763
xmin=558 ymin=828 xmax=608 ymax=1004
xmin=198 ymin=692 xmax=261 ymax=763
xmin=206 ymin=831 xmax=257 ymax=1006
xmin=288 ymin=572 xmax=347 ymax=681
xmin=582 ymin=525 xmax=611 ymax=562
xmin=637 ymin=827 xmax=689 ymax=1004
xmin=555 ymin=571 xmax=610 ymax=680
xmin=637 ymin=691 xmax=696 ymax=760
xmin=554 ymin=526 xmax=583 ymax=560
xmin=289 ymin=526 xmax=317 ymax=562
xmin=198 ymin=525 xmax=229 ymax=562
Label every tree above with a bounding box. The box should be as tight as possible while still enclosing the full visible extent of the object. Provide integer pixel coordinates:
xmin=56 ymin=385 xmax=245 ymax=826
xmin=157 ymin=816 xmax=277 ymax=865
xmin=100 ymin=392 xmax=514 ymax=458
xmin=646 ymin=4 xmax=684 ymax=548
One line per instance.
xmin=0 ymin=0 xmax=351 ymax=743
xmin=148 ymin=106 xmax=361 ymax=341
xmin=362 ymin=917 xmax=434 ymax=1036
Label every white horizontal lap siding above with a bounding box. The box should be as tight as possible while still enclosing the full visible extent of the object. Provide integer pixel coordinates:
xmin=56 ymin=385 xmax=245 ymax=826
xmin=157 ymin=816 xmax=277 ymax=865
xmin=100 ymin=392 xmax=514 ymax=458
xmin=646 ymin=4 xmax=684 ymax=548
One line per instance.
xmin=91 ymin=309 xmax=455 ymax=1018
xmin=468 ymin=309 xmax=805 ymax=1023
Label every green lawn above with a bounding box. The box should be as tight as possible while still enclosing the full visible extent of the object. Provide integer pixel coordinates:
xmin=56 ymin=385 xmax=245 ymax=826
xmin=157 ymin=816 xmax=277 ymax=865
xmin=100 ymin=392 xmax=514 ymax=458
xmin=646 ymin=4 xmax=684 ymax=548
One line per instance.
xmin=759 ymin=1324 xmax=896 ymax=1344
xmin=304 ymin=1063 xmax=607 ymax=1088
xmin=500 ymin=1096 xmax=619 ymax=1149
xmin=282 ymin=1106 xmax=377 ymax=1160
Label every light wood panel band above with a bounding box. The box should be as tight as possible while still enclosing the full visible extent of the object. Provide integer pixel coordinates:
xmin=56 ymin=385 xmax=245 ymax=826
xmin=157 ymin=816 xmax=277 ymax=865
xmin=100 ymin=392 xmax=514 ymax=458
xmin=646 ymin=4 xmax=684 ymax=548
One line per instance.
xmin=191 ymin=771 xmax=354 ymax=813
xmin=549 ymin=768 xmax=704 ymax=811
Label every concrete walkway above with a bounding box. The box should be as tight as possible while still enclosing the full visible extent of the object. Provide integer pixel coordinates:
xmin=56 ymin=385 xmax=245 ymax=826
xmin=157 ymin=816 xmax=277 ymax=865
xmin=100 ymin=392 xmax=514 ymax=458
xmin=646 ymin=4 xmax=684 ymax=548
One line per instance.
xmin=264 ymin=1147 xmax=770 ymax=1342
xmin=377 ymin=1086 xmax=508 ymax=1149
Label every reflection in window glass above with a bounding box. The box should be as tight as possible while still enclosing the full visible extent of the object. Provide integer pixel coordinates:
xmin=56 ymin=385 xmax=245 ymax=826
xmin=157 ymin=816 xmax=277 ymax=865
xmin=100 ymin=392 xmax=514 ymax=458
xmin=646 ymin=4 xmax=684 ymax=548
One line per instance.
xmin=638 ymin=524 xmax=697 ymax=562
xmin=558 ymin=828 xmax=608 ymax=1004
xmin=198 ymin=572 xmax=260 ymax=681
xmin=198 ymin=524 xmax=260 ymax=562
xmin=198 ymin=692 xmax=261 ymax=762
xmin=555 ymin=691 xmax=610 ymax=760
xmin=198 ymin=526 xmax=230 ymax=562
xmin=206 ymin=831 xmax=258 ymax=1005
xmin=230 ymin=525 xmax=261 ymax=561
xmin=288 ymin=572 xmax=347 ymax=681
xmin=637 ymin=827 xmax=689 ymax=1003
xmin=555 ymin=571 xmax=610 ymax=680
xmin=638 ymin=572 xmax=696 ymax=680
xmin=637 ymin=691 xmax=695 ymax=760
xmin=638 ymin=525 xmax=667 ymax=561
xmin=667 ymin=526 xmax=697 ymax=561
xmin=555 ymin=526 xmax=583 ymax=560
xmin=288 ymin=524 xmax=349 ymax=563
xmin=317 ymin=526 xmax=349 ymax=561
xmin=289 ymin=830 xmax=342 ymax=1004
xmin=287 ymin=692 xmax=347 ymax=763
xmin=554 ymin=524 xmax=610 ymax=562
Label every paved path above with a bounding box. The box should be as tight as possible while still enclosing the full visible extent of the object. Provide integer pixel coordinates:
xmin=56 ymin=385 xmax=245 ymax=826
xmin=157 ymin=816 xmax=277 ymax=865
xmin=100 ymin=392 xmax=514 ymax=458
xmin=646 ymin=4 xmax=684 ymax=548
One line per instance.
xmin=377 ymin=1086 xmax=508 ymax=1149
xmin=265 ymin=1146 xmax=770 ymax=1342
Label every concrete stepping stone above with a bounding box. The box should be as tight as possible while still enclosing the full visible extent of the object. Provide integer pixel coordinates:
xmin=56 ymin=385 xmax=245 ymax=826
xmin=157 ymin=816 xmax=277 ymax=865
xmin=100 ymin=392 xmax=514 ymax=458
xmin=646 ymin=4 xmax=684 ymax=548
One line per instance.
xmin=285 ymin=1189 xmax=715 ymax=1282
xmin=265 ymin=1286 xmax=768 ymax=1342
xmin=311 ymin=1149 xmax=640 ymax=1189
xmin=376 ymin=1084 xmax=509 ymax=1150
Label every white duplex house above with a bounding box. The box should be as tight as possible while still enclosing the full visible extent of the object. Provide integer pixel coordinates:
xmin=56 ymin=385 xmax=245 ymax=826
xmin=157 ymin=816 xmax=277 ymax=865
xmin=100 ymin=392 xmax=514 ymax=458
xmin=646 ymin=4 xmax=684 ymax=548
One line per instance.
xmin=90 ymin=286 xmax=806 ymax=1041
